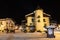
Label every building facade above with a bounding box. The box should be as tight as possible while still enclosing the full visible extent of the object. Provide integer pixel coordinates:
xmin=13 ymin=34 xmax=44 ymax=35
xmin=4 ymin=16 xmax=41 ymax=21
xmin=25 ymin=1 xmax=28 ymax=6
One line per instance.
xmin=0 ymin=18 xmax=15 ymax=32
xmin=25 ymin=8 xmax=50 ymax=32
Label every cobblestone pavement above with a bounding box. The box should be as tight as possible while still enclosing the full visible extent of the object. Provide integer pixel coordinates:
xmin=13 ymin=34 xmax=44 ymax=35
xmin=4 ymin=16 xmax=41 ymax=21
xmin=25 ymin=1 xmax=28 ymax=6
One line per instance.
xmin=0 ymin=32 xmax=60 ymax=40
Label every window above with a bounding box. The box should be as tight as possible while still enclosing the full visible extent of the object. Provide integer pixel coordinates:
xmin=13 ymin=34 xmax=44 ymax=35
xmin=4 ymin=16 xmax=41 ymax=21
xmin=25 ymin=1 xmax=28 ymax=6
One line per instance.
xmin=38 ymin=20 xmax=40 ymax=22
xmin=32 ymin=19 xmax=34 ymax=22
xmin=43 ymin=19 xmax=46 ymax=22
xmin=6 ymin=22 xmax=8 ymax=24
xmin=0 ymin=22 xmax=3 ymax=25
xmin=37 ymin=16 xmax=40 ymax=18
xmin=30 ymin=23 xmax=33 ymax=26
xmin=44 ymin=24 xmax=47 ymax=28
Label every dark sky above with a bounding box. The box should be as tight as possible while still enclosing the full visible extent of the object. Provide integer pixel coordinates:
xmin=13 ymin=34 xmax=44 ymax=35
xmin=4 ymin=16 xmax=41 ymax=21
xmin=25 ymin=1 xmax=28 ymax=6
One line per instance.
xmin=0 ymin=0 xmax=60 ymax=24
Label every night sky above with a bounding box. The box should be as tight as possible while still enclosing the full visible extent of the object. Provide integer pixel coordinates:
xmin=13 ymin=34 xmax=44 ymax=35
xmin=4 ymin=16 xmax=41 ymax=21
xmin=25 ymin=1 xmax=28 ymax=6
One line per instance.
xmin=0 ymin=0 xmax=60 ymax=24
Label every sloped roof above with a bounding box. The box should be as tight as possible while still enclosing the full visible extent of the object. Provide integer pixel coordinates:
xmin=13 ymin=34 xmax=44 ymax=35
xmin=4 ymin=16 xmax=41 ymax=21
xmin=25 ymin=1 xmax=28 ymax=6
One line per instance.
xmin=25 ymin=12 xmax=51 ymax=17
xmin=0 ymin=18 xmax=12 ymax=21
xmin=25 ymin=13 xmax=33 ymax=17
xmin=43 ymin=13 xmax=51 ymax=17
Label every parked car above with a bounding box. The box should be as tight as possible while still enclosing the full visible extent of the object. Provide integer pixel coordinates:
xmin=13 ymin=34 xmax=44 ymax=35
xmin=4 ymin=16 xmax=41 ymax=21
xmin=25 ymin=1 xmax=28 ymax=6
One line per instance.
xmin=22 ymin=28 xmax=27 ymax=33
xmin=30 ymin=26 xmax=36 ymax=32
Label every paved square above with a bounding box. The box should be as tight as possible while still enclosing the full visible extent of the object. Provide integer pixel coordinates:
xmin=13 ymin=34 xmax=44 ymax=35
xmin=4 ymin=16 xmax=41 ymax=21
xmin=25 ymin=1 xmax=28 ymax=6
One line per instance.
xmin=0 ymin=32 xmax=60 ymax=40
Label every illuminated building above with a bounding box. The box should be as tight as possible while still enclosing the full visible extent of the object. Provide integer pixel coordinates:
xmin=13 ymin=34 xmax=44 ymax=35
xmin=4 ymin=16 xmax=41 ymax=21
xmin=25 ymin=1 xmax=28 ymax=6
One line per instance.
xmin=0 ymin=18 xmax=15 ymax=32
xmin=25 ymin=7 xmax=51 ymax=32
